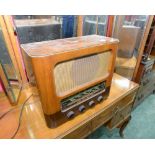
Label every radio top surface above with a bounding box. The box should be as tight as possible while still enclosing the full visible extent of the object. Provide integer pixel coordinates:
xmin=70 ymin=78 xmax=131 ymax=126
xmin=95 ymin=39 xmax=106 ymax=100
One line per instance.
xmin=21 ymin=35 xmax=119 ymax=57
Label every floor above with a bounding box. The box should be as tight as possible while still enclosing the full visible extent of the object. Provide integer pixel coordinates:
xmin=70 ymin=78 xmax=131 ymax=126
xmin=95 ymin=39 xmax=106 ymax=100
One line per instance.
xmin=88 ymin=94 xmax=155 ymax=139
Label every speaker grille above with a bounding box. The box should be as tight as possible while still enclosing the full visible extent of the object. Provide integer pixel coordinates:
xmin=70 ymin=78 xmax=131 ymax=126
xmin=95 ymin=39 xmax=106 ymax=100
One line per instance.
xmin=54 ymin=51 xmax=111 ymax=95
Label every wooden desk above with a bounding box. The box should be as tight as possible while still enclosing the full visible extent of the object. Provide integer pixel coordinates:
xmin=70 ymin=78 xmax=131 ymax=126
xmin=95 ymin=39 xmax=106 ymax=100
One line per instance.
xmin=0 ymin=74 xmax=139 ymax=139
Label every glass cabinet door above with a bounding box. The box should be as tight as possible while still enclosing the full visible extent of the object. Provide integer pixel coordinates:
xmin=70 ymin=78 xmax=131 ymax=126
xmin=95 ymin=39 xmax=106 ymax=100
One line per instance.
xmin=13 ymin=15 xmax=62 ymax=44
xmin=82 ymin=15 xmax=108 ymax=36
xmin=0 ymin=31 xmax=17 ymax=80
xmin=97 ymin=15 xmax=108 ymax=36
xmin=0 ymin=21 xmax=20 ymax=104
xmin=13 ymin=15 xmax=78 ymax=44
xmin=83 ymin=15 xmax=98 ymax=35
xmin=113 ymin=15 xmax=148 ymax=80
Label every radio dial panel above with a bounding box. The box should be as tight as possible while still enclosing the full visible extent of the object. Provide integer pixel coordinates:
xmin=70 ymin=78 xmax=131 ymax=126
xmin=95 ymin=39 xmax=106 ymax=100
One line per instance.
xmin=61 ymin=81 xmax=106 ymax=111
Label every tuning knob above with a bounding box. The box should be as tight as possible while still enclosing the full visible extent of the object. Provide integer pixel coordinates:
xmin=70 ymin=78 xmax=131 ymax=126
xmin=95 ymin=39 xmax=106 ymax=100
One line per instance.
xmin=66 ymin=111 xmax=75 ymax=119
xmin=97 ymin=95 xmax=103 ymax=102
xmin=79 ymin=105 xmax=85 ymax=112
xmin=88 ymin=100 xmax=95 ymax=107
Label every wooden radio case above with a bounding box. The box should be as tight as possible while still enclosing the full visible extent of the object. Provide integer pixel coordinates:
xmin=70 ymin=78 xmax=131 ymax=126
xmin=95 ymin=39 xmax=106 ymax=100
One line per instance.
xmin=21 ymin=35 xmax=119 ymax=128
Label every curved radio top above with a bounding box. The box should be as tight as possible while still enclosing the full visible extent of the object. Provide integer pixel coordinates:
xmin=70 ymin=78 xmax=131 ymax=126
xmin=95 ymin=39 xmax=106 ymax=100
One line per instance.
xmin=21 ymin=35 xmax=119 ymax=57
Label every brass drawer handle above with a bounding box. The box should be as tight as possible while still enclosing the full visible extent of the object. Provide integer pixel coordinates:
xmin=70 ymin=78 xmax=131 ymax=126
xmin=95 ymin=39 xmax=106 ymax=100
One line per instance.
xmin=112 ymin=106 xmax=120 ymax=116
xmin=119 ymin=113 xmax=125 ymax=120
xmin=112 ymin=106 xmax=125 ymax=120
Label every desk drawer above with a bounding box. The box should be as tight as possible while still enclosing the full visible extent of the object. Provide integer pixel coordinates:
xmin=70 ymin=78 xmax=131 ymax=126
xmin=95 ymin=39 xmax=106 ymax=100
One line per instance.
xmin=114 ymin=91 xmax=136 ymax=110
xmin=91 ymin=91 xmax=136 ymax=132
xmin=91 ymin=109 xmax=112 ymax=131
xmin=107 ymin=103 xmax=132 ymax=129
xmin=63 ymin=122 xmax=92 ymax=139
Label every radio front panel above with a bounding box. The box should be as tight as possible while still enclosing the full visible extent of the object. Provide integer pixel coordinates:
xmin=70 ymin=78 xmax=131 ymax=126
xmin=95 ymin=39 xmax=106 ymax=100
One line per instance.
xmin=54 ymin=51 xmax=111 ymax=96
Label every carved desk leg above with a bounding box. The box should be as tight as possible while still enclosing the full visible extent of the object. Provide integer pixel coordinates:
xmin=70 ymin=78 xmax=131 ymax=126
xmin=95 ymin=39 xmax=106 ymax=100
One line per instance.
xmin=119 ymin=115 xmax=131 ymax=138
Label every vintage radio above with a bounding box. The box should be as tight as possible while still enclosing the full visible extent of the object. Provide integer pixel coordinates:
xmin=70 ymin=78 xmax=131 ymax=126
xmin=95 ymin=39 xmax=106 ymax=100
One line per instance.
xmin=21 ymin=35 xmax=119 ymax=128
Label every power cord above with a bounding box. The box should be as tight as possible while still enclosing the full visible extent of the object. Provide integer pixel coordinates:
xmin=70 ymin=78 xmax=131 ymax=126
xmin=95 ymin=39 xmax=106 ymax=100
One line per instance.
xmin=0 ymin=94 xmax=34 ymax=139
xmin=0 ymin=108 xmax=15 ymax=120
xmin=11 ymin=94 xmax=33 ymax=139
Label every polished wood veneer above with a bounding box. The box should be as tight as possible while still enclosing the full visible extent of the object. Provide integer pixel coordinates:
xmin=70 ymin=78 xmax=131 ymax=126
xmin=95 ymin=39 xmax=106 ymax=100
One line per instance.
xmin=0 ymin=74 xmax=139 ymax=139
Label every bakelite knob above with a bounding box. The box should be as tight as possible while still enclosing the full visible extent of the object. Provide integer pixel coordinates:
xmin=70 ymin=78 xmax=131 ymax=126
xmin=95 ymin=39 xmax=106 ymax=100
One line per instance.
xmin=67 ymin=111 xmax=75 ymax=119
xmin=79 ymin=105 xmax=86 ymax=112
xmin=88 ymin=100 xmax=95 ymax=107
xmin=97 ymin=95 xmax=103 ymax=102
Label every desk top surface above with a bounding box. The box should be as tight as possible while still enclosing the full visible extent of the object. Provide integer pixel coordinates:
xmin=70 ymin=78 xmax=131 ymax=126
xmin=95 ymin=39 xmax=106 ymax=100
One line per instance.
xmin=0 ymin=73 xmax=139 ymax=139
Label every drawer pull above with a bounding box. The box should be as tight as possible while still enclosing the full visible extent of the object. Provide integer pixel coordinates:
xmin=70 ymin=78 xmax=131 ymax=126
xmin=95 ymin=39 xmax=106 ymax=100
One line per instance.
xmin=119 ymin=113 xmax=125 ymax=120
xmin=113 ymin=106 xmax=120 ymax=115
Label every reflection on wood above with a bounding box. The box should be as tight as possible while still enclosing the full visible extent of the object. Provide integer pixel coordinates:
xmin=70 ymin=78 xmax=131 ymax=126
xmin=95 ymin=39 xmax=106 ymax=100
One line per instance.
xmin=115 ymin=56 xmax=137 ymax=79
xmin=116 ymin=56 xmax=137 ymax=68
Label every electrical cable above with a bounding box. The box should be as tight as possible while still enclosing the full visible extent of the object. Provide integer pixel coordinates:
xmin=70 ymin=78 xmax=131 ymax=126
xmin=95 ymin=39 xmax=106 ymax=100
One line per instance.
xmin=0 ymin=108 xmax=15 ymax=120
xmin=11 ymin=94 xmax=33 ymax=139
xmin=0 ymin=94 xmax=34 ymax=139
xmin=0 ymin=82 xmax=24 ymax=120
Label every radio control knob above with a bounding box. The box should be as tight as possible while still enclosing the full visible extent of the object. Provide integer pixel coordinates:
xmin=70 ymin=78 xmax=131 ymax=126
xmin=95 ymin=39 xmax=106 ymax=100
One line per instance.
xmin=97 ymin=95 xmax=103 ymax=102
xmin=88 ymin=100 xmax=95 ymax=107
xmin=79 ymin=105 xmax=85 ymax=112
xmin=67 ymin=111 xmax=74 ymax=119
